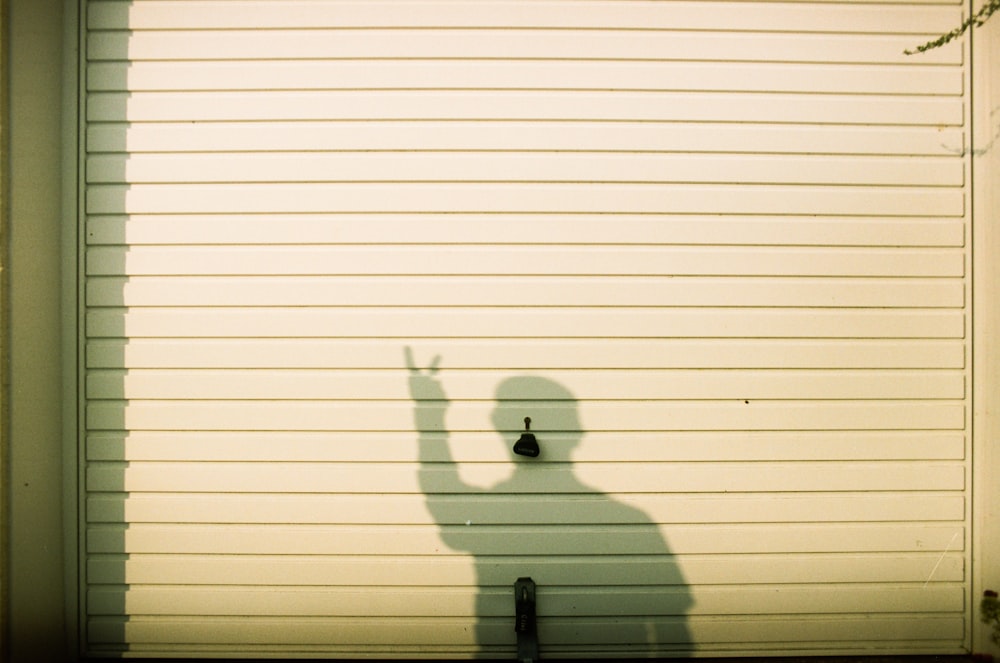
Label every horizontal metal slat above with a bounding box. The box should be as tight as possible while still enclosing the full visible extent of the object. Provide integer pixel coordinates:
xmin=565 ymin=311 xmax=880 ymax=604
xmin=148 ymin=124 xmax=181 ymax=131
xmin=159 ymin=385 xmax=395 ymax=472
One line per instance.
xmin=85 ymin=400 xmax=966 ymax=432
xmin=85 ymin=245 xmax=966 ymax=278
xmin=85 ymin=615 xmax=966 ymax=650
xmin=84 ymin=214 xmax=968 ymax=247
xmin=83 ymin=307 xmax=967 ymax=340
xmin=86 ymin=153 xmax=966 ymax=187
xmin=85 ymin=368 xmax=967 ymax=401
xmin=87 ymin=60 xmax=964 ymax=95
xmin=86 ymin=551 xmax=965 ymax=586
xmin=86 ymin=493 xmax=966 ymax=525
xmin=85 ymin=183 xmax=967 ymax=216
xmin=85 ymin=430 xmax=966 ymax=463
xmin=85 ymin=276 xmax=966 ymax=308
xmin=85 ymin=338 xmax=967 ymax=370
xmin=86 ymin=90 xmax=965 ymax=124
xmin=85 ymin=122 xmax=971 ymax=157
xmin=87 ymin=584 xmax=963 ymax=618
xmin=86 ymin=1 xmax=962 ymax=33
xmin=85 ymin=29 xmax=963 ymax=65
xmin=85 ymin=522 xmax=966 ymax=555
xmin=85 ymin=460 xmax=967 ymax=494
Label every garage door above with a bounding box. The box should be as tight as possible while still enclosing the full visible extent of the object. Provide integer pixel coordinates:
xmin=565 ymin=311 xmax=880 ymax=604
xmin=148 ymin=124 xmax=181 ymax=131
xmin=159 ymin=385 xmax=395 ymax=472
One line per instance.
xmin=83 ymin=0 xmax=972 ymax=658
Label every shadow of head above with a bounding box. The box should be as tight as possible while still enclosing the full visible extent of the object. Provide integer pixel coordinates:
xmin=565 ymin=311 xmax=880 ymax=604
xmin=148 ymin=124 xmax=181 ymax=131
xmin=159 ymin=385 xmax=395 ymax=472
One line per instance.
xmin=491 ymin=376 xmax=582 ymax=462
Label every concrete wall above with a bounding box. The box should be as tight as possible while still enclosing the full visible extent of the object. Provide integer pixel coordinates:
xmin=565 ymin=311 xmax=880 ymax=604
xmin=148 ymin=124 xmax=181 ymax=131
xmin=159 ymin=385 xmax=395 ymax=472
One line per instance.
xmin=973 ymin=5 xmax=1000 ymax=658
xmin=1 ymin=0 xmax=8 ymax=658
xmin=4 ymin=0 xmax=74 ymax=661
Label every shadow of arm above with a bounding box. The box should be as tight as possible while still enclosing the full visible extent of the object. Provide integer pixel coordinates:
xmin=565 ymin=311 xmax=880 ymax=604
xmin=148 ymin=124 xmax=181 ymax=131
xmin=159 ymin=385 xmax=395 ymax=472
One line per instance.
xmin=405 ymin=347 xmax=473 ymax=502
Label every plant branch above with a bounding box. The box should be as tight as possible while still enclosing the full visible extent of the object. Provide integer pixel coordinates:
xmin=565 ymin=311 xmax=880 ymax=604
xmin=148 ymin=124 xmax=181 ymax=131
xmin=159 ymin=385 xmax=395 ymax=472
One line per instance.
xmin=905 ymin=0 xmax=1000 ymax=54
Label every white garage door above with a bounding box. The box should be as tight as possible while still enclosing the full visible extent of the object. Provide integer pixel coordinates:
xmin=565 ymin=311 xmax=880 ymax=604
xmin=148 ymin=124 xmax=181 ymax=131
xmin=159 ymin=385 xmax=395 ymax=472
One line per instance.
xmin=83 ymin=0 xmax=972 ymax=658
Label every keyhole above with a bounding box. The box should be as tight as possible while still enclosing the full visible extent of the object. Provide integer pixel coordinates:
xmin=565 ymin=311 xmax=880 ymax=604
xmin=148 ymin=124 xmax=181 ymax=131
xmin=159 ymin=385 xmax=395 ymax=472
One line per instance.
xmin=513 ymin=416 xmax=540 ymax=457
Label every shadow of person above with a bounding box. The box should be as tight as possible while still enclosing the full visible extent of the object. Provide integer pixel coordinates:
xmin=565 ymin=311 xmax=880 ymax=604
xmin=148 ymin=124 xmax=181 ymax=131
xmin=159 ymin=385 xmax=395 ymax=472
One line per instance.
xmin=406 ymin=349 xmax=693 ymax=657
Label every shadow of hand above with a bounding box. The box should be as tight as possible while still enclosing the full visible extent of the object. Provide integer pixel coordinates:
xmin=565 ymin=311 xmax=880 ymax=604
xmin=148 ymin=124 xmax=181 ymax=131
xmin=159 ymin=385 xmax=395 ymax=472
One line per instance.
xmin=405 ymin=347 xmax=449 ymax=431
xmin=404 ymin=346 xmax=446 ymax=401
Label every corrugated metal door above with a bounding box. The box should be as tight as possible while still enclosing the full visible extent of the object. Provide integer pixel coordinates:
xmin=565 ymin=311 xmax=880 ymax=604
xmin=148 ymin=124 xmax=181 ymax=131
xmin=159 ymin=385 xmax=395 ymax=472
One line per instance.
xmin=83 ymin=0 xmax=972 ymax=658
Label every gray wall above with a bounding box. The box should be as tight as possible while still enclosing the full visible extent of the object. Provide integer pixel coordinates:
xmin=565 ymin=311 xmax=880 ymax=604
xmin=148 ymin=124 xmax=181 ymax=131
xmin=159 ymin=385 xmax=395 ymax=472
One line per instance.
xmin=973 ymin=8 xmax=1000 ymax=658
xmin=4 ymin=0 xmax=75 ymax=660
